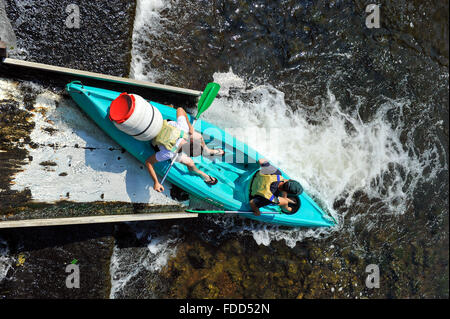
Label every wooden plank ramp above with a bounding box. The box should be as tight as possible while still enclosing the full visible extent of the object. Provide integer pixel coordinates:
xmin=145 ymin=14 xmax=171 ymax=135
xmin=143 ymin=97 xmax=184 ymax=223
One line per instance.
xmin=1 ymin=57 xmax=202 ymax=97
xmin=0 ymin=212 xmax=197 ymax=229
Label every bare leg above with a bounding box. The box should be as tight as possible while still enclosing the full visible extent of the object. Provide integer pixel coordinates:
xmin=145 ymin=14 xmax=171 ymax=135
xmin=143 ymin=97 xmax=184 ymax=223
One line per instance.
xmin=191 ymin=132 xmax=224 ymax=156
xmin=178 ymin=153 xmax=211 ymax=181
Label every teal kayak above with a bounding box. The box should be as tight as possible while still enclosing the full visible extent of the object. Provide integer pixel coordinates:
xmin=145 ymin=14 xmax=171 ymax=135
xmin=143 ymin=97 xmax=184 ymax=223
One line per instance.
xmin=66 ymin=81 xmax=335 ymax=228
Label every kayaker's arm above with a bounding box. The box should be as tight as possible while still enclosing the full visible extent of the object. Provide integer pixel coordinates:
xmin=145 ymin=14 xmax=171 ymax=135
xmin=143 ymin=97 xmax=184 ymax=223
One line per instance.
xmin=278 ymin=196 xmax=293 ymax=212
xmin=145 ymin=155 xmax=164 ymax=192
xmin=279 ymin=191 xmax=297 ymax=212
xmin=250 ymin=199 xmax=262 ymax=216
xmin=258 ymin=158 xmax=268 ymax=166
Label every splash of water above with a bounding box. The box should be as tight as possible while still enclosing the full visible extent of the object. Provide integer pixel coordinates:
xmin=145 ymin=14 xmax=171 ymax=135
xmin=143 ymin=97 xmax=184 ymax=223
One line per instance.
xmin=130 ymin=0 xmax=170 ymax=81
xmin=0 ymin=0 xmax=17 ymax=48
xmin=197 ymin=69 xmax=439 ymax=247
xmin=0 ymin=0 xmax=28 ymax=59
xmin=109 ymin=223 xmax=181 ymax=298
xmin=0 ymin=237 xmax=13 ymax=283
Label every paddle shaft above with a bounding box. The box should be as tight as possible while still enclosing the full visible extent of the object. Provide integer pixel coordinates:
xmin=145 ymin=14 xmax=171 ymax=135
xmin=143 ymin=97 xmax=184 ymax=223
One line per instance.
xmin=160 ymin=118 xmax=198 ymax=184
xmin=186 ymin=210 xmax=281 ymax=215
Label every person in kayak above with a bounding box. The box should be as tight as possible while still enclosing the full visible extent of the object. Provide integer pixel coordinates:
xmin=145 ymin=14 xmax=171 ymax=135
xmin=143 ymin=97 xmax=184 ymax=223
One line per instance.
xmin=145 ymin=106 xmax=224 ymax=192
xmin=250 ymin=159 xmax=303 ymax=216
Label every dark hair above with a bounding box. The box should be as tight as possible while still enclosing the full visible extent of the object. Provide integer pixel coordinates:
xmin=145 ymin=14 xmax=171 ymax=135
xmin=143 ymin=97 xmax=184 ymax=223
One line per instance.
xmin=282 ymin=180 xmax=303 ymax=195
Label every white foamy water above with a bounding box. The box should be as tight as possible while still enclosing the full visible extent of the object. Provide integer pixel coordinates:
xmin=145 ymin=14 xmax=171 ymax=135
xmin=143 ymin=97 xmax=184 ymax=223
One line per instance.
xmin=210 ymin=70 xmax=427 ymax=211
xmin=195 ymin=69 xmax=438 ymax=247
xmin=0 ymin=0 xmax=28 ymax=59
xmin=109 ymin=223 xmax=180 ymax=298
xmin=1 ymin=79 xmax=177 ymax=205
xmin=0 ymin=237 xmax=13 ymax=283
xmin=1 ymin=0 xmax=16 ymax=47
xmin=130 ymin=0 xmax=170 ymax=81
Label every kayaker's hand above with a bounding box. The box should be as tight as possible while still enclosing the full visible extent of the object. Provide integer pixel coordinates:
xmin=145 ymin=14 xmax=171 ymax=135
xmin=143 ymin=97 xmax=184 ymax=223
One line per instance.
xmin=189 ymin=126 xmax=194 ymax=137
xmin=287 ymin=198 xmax=296 ymax=204
xmin=154 ymin=183 xmax=164 ymax=192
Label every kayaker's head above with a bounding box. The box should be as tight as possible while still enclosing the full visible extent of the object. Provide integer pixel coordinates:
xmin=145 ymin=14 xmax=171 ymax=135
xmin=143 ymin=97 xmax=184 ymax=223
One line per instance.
xmin=279 ymin=179 xmax=303 ymax=196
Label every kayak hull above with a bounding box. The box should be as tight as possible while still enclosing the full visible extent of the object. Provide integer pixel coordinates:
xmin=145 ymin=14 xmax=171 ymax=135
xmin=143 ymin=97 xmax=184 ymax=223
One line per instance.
xmin=66 ymin=82 xmax=335 ymax=228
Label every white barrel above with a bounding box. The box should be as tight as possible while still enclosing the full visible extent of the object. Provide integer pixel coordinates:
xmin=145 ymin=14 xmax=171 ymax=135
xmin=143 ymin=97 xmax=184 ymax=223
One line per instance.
xmin=109 ymin=93 xmax=163 ymax=141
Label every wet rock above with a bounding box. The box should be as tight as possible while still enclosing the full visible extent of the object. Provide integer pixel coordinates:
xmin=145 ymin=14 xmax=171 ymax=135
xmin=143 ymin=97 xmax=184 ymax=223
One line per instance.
xmin=186 ymin=248 xmax=207 ymax=269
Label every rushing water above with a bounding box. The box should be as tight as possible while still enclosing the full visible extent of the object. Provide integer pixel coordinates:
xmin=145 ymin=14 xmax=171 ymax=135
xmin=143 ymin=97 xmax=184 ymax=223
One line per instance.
xmin=0 ymin=0 xmax=448 ymax=298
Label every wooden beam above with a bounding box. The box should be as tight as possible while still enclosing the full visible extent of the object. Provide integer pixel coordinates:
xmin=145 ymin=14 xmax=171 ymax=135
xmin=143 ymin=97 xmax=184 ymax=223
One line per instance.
xmin=1 ymin=57 xmax=202 ymax=96
xmin=0 ymin=212 xmax=197 ymax=228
